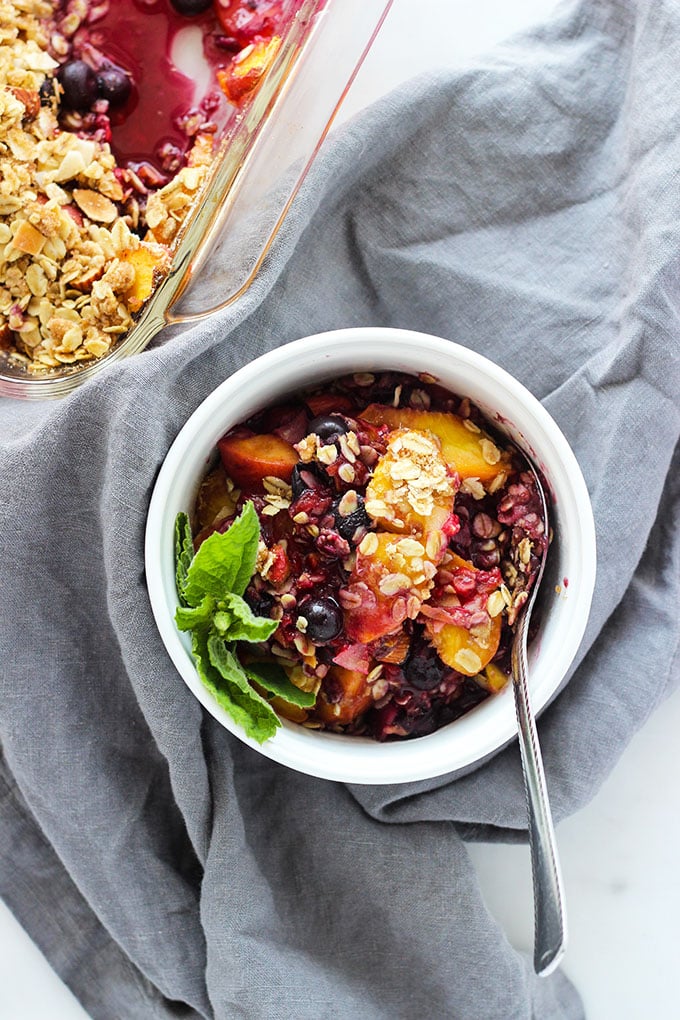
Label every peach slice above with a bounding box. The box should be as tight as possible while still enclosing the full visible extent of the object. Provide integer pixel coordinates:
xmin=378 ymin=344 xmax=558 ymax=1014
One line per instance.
xmin=423 ymin=554 xmax=504 ymax=676
xmin=218 ymin=431 xmax=298 ymax=489
xmin=359 ymin=405 xmax=511 ymax=484
xmin=344 ymin=531 xmax=436 ymax=644
xmin=364 ymin=427 xmax=457 ymax=539
xmin=268 ymin=695 xmax=309 ymax=725
xmin=426 ymin=609 xmax=502 ymax=676
xmin=314 ymin=665 xmax=373 ymax=725
xmin=119 ymin=244 xmax=169 ymax=312
xmin=216 ymin=36 xmax=282 ymax=103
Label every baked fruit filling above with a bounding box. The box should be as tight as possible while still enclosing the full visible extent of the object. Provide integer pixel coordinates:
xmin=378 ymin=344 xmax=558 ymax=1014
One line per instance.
xmin=0 ymin=0 xmax=303 ymax=372
xmin=179 ymin=372 xmax=549 ymax=742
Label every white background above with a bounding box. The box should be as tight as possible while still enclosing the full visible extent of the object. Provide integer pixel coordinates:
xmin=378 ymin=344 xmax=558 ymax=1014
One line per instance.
xmin=2 ymin=2 xmax=679 ymax=1017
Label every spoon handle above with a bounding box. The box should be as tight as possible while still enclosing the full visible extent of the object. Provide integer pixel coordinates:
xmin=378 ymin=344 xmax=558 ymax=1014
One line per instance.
xmin=511 ymin=611 xmax=567 ymax=976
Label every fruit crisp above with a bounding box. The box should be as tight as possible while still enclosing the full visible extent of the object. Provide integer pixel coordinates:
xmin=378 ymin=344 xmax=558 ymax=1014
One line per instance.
xmin=179 ymin=371 xmax=550 ymax=742
xmin=0 ymin=0 xmax=303 ymax=373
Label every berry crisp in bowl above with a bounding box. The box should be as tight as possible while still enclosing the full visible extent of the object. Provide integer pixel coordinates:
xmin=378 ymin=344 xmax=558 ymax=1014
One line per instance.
xmin=145 ymin=328 xmax=597 ymax=785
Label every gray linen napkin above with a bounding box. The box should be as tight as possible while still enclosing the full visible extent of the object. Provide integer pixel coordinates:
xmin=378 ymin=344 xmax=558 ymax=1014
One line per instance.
xmin=1 ymin=0 xmax=679 ymax=1017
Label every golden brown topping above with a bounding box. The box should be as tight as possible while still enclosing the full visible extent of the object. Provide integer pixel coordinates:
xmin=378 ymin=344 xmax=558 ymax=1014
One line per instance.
xmin=8 ymin=87 xmax=40 ymax=120
xmin=365 ymin=427 xmax=457 ymax=530
xmin=0 ymin=1 xmax=210 ymax=373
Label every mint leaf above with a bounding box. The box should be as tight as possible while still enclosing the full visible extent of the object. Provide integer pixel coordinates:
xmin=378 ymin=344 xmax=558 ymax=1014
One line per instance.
xmin=179 ymin=592 xmax=276 ymax=642
xmin=183 ymin=501 xmax=260 ymax=607
xmin=204 ymin=632 xmax=280 ymax=743
xmin=243 ymin=661 xmax=317 ymax=708
xmin=173 ymin=501 xmax=311 ymax=743
xmin=219 ymin=592 xmax=278 ymax=642
xmin=175 ymin=594 xmax=215 ymax=632
xmin=227 ymin=501 xmax=261 ymax=597
xmin=174 ymin=512 xmax=194 ymax=606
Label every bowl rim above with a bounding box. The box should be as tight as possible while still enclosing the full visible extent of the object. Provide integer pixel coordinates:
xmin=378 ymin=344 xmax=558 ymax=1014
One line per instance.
xmin=145 ymin=326 xmax=597 ymax=784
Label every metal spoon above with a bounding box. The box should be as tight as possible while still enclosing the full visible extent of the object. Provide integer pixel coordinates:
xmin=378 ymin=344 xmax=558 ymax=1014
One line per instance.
xmin=510 ymin=464 xmax=567 ymax=976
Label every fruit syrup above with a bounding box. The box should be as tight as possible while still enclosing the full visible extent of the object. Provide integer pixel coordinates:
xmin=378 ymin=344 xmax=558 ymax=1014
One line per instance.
xmin=71 ymin=0 xmax=232 ymax=176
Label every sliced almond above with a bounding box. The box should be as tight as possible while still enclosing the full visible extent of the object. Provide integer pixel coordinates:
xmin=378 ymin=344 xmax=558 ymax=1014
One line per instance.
xmin=73 ymin=188 xmax=118 ymax=223
xmin=71 ymin=264 xmax=106 ymax=292
xmin=453 ymin=648 xmax=483 ymax=675
xmin=486 ymin=589 xmax=506 ymax=618
xmin=9 ymin=87 xmax=40 ymax=120
xmin=53 ymin=149 xmax=86 ymax=183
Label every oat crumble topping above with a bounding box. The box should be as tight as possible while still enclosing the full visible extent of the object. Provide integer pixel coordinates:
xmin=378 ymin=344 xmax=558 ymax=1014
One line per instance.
xmin=0 ymin=0 xmax=215 ymax=373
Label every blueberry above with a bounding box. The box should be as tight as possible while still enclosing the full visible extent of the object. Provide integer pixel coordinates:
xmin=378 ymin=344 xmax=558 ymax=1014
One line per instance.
xmin=96 ymin=66 xmax=132 ymax=107
xmin=403 ymin=642 xmax=448 ymax=691
xmin=291 ymin=463 xmax=323 ymax=500
xmin=170 ymin=0 xmax=213 ymax=14
xmin=301 ymin=597 xmax=343 ymax=644
xmin=307 ymin=414 xmax=349 ymax=442
xmin=56 ymin=60 xmax=98 ymax=111
xmin=333 ymin=495 xmax=371 ymax=541
xmin=245 ymin=589 xmax=275 ymax=618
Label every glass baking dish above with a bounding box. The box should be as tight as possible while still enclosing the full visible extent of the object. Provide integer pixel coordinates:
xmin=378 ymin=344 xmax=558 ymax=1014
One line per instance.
xmin=0 ymin=0 xmax=393 ymax=400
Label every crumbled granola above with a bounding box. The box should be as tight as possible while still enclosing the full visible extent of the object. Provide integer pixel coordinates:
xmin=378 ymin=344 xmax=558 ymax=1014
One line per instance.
xmin=0 ymin=0 xmax=212 ymax=373
xmin=365 ymin=427 xmax=458 ymax=525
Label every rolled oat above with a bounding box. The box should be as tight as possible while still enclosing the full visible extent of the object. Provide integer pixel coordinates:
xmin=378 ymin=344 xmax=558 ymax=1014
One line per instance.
xmin=0 ymin=2 xmax=203 ymax=371
xmin=0 ymin=0 xmax=268 ymax=374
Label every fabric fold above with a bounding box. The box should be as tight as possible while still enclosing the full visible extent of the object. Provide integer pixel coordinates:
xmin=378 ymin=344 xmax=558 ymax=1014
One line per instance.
xmin=1 ymin=0 xmax=679 ymax=1016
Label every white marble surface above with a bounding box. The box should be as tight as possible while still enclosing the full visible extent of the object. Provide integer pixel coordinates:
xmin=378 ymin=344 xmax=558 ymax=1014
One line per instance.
xmin=2 ymin=2 xmax=679 ymax=1017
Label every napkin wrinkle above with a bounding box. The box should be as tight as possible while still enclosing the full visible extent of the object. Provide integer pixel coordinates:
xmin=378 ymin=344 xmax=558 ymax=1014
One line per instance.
xmin=2 ymin=0 xmax=680 ymax=1016
xmin=0 ymin=749 xmax=208 ymax=1020
xmin=202 ymin=734 xmax=578 ymax=1020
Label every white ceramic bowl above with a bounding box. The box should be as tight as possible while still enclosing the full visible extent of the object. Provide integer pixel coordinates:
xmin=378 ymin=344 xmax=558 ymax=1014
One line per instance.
xmin=145 ymin=327 xmax=596 ymax=784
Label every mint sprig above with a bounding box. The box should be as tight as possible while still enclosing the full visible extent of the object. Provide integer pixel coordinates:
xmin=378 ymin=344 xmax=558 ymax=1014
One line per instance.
xmin=174 ymin=512 xmax=194 ymax=607
xmin=173 ymin=502 xmax=305 ymax=744
xmin=191 ymin=631 xmax=279 ymax=743
xmin=243 ymin=660 xmax=316 ymax=709
xmin=181 ymin=500 xmax=260 ymax=607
